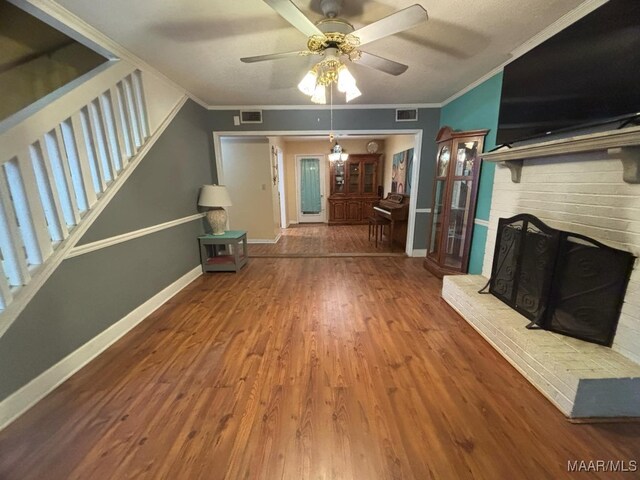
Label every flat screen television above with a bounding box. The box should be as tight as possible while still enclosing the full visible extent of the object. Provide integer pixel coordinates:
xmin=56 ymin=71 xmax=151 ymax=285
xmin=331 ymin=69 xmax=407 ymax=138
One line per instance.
xmin=496 ymin=0 xmax=640 ymax=146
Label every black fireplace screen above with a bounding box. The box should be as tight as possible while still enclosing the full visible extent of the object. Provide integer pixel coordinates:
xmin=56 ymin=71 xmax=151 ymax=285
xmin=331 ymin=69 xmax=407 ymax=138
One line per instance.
xmin=489 ymin=214 xmax=635 ymax=346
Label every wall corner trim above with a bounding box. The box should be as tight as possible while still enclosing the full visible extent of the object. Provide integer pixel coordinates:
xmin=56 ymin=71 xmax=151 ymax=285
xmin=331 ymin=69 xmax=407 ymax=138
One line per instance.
xmin=0 ymin=265 xmax=202 ymax=432
xmin=440 ymin=0 xmax=606 ymax=107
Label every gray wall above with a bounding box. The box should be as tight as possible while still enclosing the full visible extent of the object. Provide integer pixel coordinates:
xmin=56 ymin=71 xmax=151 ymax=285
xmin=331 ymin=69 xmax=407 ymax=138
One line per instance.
xmin=206 ymin=108 xmax=440 ymax=249
xmin=0 ymin=102 xmax=439 ymax=401
xmin=80 ymin=100 xmax=216 ymax=244
xmin=0 ymin=100 xmax=214 ymax=401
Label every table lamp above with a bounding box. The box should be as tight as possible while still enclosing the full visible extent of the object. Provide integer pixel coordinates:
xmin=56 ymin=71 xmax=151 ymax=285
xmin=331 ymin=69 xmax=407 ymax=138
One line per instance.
xmin=198 ymin=184 xmax=232 ymax=235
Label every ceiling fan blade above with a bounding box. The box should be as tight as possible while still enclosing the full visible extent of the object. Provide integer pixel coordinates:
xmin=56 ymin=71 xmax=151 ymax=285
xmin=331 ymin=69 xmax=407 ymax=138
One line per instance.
xmin=355 ymin=51 xmax=408 ymax=76
xmin=241 ymin=50 xmax=310 ymax=63
xmin=350 ymin=4 xmax=428 ymax=46
xmin=263 ymin=0 xmax=323 ymax=37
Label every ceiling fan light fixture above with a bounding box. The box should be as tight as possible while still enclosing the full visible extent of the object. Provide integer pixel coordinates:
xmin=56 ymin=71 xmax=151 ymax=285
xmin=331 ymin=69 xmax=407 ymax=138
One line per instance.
xmin=297 ymin=57 xmax=361 ymax=103
xmin=311 ymin=83 xmax=327 ymax=104
xmin=337 ymin=65 xmax=356 ymax=93
xmin=345 ymin=84 xmax=362 ymax=102
xmin=298 ymin=69 xmax=318 ymax=96
xmin=243 ymin=1 xmax=427 ymax=105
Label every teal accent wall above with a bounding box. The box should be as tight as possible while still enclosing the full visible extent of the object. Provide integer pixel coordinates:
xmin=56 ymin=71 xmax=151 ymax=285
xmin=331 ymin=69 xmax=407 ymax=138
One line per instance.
xmin=439 ymin=71 xmax=503 ymax=274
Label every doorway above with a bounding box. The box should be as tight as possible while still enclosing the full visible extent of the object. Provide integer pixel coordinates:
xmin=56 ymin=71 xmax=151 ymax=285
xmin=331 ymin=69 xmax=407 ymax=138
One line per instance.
xmin=296 ymin=154 xmax=326 ymax=223
xmin=213 ymin=129 xmax=424 ymax=256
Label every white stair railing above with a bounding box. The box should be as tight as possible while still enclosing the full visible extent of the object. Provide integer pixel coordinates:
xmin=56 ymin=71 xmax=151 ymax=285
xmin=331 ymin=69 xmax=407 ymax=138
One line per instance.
xmin=0 ymin=63 xmax=150 ymax=332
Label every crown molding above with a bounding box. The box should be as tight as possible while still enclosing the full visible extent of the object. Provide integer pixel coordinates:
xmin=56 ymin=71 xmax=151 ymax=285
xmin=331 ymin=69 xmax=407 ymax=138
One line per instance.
xmin=441 ymin=0 xmax=608 ymax=107
xmin=15 ymin=0 xmax=608 ymax=115
xmin=14 ymin=0 xmax=209 ymax=109
xmin=507 ymin=0 xmax=608 ymax=60
xmin=206 ymin=103 xmax=442 ymax=111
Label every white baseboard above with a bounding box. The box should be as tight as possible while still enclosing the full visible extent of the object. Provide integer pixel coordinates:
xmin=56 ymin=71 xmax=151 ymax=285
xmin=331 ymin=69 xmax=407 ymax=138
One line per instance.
xmin=0 ymin=265 xmax=202 ymax=431
xmin=411 ymin=249 xmax=427 ymax=257
xmin=247 ymin=237 xmax=280 ymax=244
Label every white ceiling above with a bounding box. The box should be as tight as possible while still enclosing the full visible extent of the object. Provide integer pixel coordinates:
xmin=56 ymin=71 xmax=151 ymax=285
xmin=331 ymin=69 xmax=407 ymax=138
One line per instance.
xmin=54 ymin=0 xmax=587 ymax=106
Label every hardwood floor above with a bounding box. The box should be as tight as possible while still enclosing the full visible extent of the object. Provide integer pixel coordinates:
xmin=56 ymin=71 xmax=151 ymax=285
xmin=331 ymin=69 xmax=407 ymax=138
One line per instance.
xmin=248 ymin=224 xmax=404 ymax=256
xmin=1 ymin=257 xmax=639 ymax=479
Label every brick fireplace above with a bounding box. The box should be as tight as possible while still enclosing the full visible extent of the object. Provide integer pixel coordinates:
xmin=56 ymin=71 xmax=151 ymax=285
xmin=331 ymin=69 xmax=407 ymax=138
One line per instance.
xmin=442 ymin=126 xmax=640 ymax=418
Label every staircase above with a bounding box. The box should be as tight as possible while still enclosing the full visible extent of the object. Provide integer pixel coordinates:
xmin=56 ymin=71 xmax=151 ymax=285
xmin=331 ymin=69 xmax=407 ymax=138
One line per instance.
xmin=0 ymin=61 xmax=153 ymax=336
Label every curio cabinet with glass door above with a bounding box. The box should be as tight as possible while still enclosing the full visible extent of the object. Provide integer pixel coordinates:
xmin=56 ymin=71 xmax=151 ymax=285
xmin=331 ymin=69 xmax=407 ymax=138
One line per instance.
xmin=424 ymin=126 xmax=488 ymax=277
xmin=328 ymin=154 xmax=381 ymax=224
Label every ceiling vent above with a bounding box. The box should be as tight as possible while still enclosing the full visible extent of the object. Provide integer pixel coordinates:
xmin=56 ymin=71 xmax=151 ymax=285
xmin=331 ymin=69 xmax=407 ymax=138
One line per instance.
xmin=396 ymin=108 xmax=418 ymax=122
xmin=240 ymin=110 xmax=263 ymax=124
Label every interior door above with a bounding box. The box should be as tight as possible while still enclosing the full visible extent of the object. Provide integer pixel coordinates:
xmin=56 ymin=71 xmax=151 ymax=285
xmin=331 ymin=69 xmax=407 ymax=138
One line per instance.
xmin=298 ymin=155 xmax=326 ymax=223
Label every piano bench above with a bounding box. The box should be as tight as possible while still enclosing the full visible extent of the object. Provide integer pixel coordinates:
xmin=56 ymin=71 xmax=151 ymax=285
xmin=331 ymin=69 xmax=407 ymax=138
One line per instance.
xmin=368 ymin=216 xmax=391 ymax=248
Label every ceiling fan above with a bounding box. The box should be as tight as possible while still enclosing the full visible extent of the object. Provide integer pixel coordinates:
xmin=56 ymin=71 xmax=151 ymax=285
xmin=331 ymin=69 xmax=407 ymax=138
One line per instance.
xmin=241 ymin=0 xmax=428 ymax=103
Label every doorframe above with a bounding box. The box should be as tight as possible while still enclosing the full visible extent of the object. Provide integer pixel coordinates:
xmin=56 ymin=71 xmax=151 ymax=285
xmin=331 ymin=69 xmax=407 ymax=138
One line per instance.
xmin=276 ymin=147 xmax=287 ymax=228
xmin=295 ymin=153 xmax=326 ymax=223
xmin=213 ymin=129 xmax=424 ymax=256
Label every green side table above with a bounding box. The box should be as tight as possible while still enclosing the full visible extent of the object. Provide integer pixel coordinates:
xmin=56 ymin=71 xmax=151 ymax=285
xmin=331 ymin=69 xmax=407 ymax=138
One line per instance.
xmin=198 ymin=231 xmax=248 ymax=272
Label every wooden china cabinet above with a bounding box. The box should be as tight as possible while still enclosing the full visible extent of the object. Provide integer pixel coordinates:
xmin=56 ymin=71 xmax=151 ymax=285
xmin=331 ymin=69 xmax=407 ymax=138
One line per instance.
xmin=328 ymin=154 xmax=381 ymax=224
xmin=424 ymin=126 xmax=488 ymax=277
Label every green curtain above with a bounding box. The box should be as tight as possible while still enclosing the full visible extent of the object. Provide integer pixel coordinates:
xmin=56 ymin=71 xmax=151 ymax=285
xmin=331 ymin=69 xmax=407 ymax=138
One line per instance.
xmin=300 ymin=157 xmax=321 ymax=214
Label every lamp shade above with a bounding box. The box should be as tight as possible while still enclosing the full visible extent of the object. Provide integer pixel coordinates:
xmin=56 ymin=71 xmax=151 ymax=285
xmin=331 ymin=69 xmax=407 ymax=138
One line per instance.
xmin=337 ymin=65 xmax=356 ymax=93
xmin=298 ymin=69 xmax=317 ymax=96
xmin=345 ymin=84 xmax=362 ymax=102
xmin=198 ymin=184 xmax=232 ymax=207
xmin=311 ymin=83 xmax=326 ymax=105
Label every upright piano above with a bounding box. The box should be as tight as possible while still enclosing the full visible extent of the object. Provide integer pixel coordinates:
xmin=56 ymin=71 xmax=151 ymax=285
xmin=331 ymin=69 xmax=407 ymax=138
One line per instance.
xmin=373 ymin=193 xmax=410 ymax=249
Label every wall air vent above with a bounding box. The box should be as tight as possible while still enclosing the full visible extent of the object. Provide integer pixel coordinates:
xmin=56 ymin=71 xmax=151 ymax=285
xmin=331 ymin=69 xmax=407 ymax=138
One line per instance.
xmin=240 ymin=110 xmax=263 ymax=124
xmin=396 ymin=108 xmax=418 ymax=122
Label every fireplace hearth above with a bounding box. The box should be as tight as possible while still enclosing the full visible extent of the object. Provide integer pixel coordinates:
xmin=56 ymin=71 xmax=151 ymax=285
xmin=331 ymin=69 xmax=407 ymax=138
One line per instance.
xmin=487 ymin=214 xmax=635 ymax=346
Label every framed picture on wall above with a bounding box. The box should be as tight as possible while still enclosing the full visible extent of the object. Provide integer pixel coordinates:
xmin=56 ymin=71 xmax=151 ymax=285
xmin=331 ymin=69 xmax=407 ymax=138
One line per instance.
xmin=391 ymin=148 xmax=414 ymax=195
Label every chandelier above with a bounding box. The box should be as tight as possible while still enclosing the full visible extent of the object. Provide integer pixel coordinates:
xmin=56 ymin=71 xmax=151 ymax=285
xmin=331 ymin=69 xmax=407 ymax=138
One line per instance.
xmin=324 ymin=80 xmax=349 ymax=162
xmin=328 ymin=142 xmax=348 ymax=162
xmin=297 ymin=49 xmax=361 ymax=104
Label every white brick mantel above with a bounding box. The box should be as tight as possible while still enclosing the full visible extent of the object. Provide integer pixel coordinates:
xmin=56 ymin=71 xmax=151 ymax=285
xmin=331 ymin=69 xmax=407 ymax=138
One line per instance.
xmin=481 ymin=125 xmax=640 ymax=184
xmin=443 ymin=126 xmax=640 ymax=418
